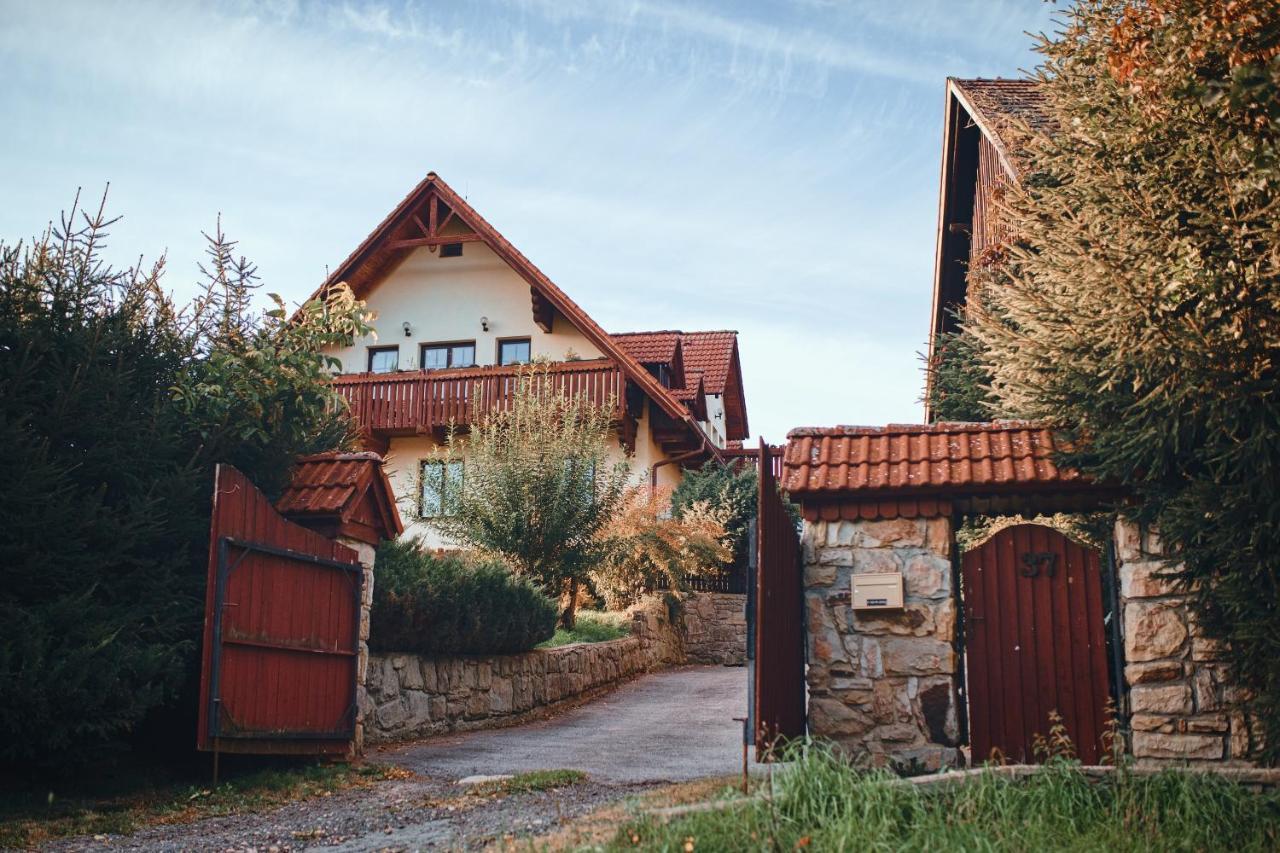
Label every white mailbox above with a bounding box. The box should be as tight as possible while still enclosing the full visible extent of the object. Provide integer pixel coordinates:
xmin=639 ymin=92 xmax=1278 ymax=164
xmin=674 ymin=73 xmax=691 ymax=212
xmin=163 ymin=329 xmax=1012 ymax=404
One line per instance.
xmin=852 ymin=572 xmax=904 ymax=610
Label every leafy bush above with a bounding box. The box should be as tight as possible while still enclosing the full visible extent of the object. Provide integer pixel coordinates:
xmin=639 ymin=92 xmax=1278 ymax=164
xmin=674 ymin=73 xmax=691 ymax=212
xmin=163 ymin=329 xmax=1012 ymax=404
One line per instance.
xmin=369 ymin=540 xmax=557 ymax=655
xmin=671 ymin=462 xmax=756 ymax=569
xmin=431 ymin=364 xmax=631 ymax=629
xmin=591 ymin=486 xmax=731 ymax=610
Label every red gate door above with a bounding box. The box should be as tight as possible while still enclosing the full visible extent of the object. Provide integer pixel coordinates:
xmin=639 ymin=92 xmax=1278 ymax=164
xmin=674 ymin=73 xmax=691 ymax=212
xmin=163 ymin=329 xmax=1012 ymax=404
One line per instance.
xmin=962 ymin=524 xmax=1111 ymax=764
xmin=754 ymin=439 xmax=805 ymax=759
xmin=197 ymin=465 xmax=363 ymax=756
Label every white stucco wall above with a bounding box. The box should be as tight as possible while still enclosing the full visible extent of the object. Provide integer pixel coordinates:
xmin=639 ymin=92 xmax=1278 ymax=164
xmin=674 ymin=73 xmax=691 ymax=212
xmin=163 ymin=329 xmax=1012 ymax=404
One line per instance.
xmin=324 ymin=241 xmax=602 ymax=373
xmin=383 ymin=399 xmax=683 ymax=550
xmin=700 ymin=393 xmax=727 ymax=448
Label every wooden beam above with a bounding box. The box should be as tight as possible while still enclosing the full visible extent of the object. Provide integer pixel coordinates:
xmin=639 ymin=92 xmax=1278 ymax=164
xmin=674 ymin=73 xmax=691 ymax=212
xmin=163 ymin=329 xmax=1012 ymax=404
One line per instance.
xmin=530 ymin=287 xmax=553 ymax=333
xmin=385 ymin=233 xmax=484 ymax=250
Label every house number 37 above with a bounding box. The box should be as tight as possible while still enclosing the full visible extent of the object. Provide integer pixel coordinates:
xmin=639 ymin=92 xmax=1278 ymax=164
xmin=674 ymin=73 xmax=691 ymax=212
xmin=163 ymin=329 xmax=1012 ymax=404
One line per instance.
xmin=1020 ymin=552 xmax=1058 ymax=578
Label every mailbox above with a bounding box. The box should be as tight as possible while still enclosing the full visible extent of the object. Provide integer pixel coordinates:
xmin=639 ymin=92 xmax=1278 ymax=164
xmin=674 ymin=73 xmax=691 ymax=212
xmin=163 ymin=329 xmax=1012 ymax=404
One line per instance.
xmin=852 ymin=572 xmax=904 ymax=610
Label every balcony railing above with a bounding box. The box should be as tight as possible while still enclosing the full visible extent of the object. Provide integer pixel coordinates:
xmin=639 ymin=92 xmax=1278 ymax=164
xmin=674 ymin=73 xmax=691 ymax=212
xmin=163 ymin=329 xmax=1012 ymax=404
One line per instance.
xmin=333 ymin=359 xmax=625 ymax=435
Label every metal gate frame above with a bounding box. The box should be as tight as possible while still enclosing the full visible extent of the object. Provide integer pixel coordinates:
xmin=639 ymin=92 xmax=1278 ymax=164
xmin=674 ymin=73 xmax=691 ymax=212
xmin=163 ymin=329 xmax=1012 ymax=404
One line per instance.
xmin=753 ymin=439 xmax=807 ymax=760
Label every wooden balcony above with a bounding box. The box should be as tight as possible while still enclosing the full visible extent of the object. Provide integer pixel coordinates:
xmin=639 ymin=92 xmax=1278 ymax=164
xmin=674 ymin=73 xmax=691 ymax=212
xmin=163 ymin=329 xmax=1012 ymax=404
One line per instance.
xmin=332 ymin=359 xmax=626 ymax=439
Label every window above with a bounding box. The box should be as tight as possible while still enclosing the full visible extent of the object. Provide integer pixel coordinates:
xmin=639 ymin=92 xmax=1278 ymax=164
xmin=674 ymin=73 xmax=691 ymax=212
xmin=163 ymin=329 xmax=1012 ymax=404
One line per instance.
xmin=440 ymin=242 xmax=464 ymax=258
xmin=498 ymin=338 xmax=531 ymax=366
xmin=368 ymin=346 xmax=399 ymax=373
xmin=420 ymin=341 xmax=476 ymax=370
xmin=420 ymin=459 xmax=464 ymax=518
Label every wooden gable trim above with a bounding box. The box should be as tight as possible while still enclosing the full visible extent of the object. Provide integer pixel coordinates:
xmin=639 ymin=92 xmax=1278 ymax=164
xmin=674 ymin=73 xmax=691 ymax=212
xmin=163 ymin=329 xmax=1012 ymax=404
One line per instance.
xmin=306 ymin=172 xmax=719 ymax=463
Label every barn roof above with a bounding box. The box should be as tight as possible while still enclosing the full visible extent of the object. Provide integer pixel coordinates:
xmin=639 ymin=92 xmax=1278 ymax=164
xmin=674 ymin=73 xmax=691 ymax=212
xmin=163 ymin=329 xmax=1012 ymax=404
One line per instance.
xmin=950 ymin=78 xmax=1051 ymax=175
xmin=276 ymin=451 xmax=403 ymax=544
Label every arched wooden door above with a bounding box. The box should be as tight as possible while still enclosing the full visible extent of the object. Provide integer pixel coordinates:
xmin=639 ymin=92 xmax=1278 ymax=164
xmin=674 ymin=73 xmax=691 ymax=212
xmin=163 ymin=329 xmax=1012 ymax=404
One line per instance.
xmin=961 ymin=524 xmax=1112 ymax=764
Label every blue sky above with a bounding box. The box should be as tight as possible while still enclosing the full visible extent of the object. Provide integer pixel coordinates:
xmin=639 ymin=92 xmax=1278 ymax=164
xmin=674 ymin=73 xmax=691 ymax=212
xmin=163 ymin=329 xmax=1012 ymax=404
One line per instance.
xmin=0 ymin=0 xmax=1056 ymax=442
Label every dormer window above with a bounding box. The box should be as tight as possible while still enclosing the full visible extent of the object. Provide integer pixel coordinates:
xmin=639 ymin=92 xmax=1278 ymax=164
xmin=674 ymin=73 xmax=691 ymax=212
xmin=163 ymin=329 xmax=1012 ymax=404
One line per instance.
xmin=368 ymin=346 xmax=399 ymax=373
xmin=498 ymin=338 xmax=531 ymax=366
xmin=421 ymin=341 xmax=476 ymax=370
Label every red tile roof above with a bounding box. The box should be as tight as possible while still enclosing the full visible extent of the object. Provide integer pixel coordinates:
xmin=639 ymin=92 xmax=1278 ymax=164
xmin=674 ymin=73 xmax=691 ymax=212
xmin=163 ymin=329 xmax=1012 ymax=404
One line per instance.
xmin=677 ymin=331 xmax=738 ymax=395
xmin=612 ymin=331 xmax=682 ymax=364
xmin=781 ymin=422 xmax=1084 ymax=497
xmin=276 ymin=451 xmax=403 ymax=540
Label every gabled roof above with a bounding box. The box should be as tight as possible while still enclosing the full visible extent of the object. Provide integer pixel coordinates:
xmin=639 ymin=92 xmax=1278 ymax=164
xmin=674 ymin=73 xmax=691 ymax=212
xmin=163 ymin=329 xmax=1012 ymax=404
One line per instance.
xmin=949 ymin=78 xmax=1050 ymax=178
xmin=277 ymin=451 xmax=403 ymax=544
xmin=307 ymin=172 xmax=719 ymax=460
xmin=781 ymin=422 xmax=1082 ymax=497
xmin=612 ymin=331 xmax=682 ymax=364
xmin=610 ymin=329 xmax=750 ymax=441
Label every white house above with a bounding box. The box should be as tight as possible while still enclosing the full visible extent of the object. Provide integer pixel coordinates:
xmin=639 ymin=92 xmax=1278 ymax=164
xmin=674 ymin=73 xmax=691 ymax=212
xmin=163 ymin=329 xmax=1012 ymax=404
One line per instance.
xmin=309 ymin=172 xmax=750 ymax=546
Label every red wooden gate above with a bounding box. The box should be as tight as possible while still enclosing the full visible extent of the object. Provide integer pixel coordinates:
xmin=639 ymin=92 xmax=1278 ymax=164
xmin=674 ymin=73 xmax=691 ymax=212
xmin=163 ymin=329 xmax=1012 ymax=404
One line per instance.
xmin=197 ymin=465 xmax=363 ymax=756
xmin=962 ymin=524 xmax=1111 ymax=764
xmin=754 ymin=439 xmax=806 ymax=759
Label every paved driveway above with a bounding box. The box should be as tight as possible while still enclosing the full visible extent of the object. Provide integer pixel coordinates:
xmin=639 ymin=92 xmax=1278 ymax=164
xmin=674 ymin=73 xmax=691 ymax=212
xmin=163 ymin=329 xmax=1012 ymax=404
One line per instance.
xmin=379 ymin=664 xmax=751 ymax=784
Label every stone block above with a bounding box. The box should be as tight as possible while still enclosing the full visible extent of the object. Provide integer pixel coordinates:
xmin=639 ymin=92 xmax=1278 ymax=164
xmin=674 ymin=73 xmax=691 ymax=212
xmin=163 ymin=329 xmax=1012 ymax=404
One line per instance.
xmin=919 ymin=679 xmax=957 ymax=746
xmin=816 ymin=547 xmax=854 ymax=567
xmin=1124 ymin=601 xmax=1188 ymax=662
xmin=1130 ymin=683 xmax=1192 ymax=715
xmin=420 ymin=659 xmax=438 ymax=692
xmin=377 ymin=656 xmax=399 ymax=701
xmin=1120 ymin=561 xmax=1181 ymax=599
xmin=1184 ymin=714 xmax=1229 ymax=734
xmin=851 ymin=548 xmax=903 ymax=574
xmin=860 ymin=638 xmax=884 ymax=678
xmin=809 ymin=696 xmax=875 ymax=738
xmin=1193 ymin=667 xmax=1222 ymax=713
xmin=1126 ymin=661 xmax=1183 ymax=685
xmin=824 ymin=521 xmax=857 ymax=547
xmin=1131 ymin=713 xmax=1175 ymax=733
xmin=879 ymin=637 xmax=954 ymax=676
xmin=925 ymin=517 xmax=952 ymax=557
xmin=1132 ymin=732 xmax=1223 ymax=761
xmin=402 ymin=659 xmax=424 ymax=690
xmin=856 ymin=518 xmax=927 ymax=548
xmin=490 ymin=676 xmax=515 ymax=714
xmin=879 ymin=723 xmax=921 ymax=743
xmin=903 ymin=554 xmax=950 ymax=599
xmin=465 ymin=690 xmax=489 ymax=719
xmin=376 ymin=699 xmax=407 ymax=729
xmin=405 ymin=691 xmax=432 ymax=729
xmin=806 ymin=561 xmax=837 ymax=586
xmin=1113 ymin=520 xmax=1143 ymax=564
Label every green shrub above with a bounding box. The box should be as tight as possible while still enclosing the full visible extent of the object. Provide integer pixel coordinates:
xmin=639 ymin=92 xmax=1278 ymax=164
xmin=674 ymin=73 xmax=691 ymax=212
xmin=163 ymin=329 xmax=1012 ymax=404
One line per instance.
xmin=369 ymin=540 xmax=557 ymax=655
xmin=538 ymin=610 xmax=630 ymax=648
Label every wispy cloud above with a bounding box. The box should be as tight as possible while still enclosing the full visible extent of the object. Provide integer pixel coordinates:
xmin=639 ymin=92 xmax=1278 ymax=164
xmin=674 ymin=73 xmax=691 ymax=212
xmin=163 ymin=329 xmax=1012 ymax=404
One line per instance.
xmin=0 ymin=0 xmax=1053 ymax=440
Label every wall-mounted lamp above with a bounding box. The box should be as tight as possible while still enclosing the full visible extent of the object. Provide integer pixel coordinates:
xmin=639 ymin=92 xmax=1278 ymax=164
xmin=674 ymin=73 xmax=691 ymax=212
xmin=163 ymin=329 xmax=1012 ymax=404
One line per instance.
xmin=402 ymin=321 xmax=412 ymax=338
xmin=480 ymin=316 xmax=490 ymax=332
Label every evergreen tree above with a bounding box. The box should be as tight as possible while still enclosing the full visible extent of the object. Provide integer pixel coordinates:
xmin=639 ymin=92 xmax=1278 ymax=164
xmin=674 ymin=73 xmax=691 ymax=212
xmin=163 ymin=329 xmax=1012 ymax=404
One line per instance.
xmin=964 ymin=1 xmax=1280 ymax=761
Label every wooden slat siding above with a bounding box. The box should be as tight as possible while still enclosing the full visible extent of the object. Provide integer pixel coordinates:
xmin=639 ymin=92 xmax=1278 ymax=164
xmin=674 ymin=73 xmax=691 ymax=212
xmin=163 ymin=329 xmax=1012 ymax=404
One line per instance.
xmin=754 ymin=439 xmax=806 ymax=759
xmin=197 ymin=465 xmax=361 ymax=756
xmin=970 ymin=134 xmax=1011 ymax=265
xmin=962 ymin=524 xmax=1111 ymax=765
xmin=333 ymin=360 xmax=624 ymax=435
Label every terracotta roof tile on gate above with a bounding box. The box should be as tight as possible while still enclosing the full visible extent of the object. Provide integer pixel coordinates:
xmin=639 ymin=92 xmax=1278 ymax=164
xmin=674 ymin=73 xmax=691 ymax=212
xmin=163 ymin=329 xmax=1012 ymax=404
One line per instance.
xmin=781 ymin=422 xmax=1083 ymax=497
xmin=276 ymin=451 xmax=403 ymax=542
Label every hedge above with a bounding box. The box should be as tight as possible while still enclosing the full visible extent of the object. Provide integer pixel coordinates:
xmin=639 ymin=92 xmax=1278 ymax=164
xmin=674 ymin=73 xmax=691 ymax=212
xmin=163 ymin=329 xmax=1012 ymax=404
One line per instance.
xmin=369 ymin=540 xmax=557 ymax=655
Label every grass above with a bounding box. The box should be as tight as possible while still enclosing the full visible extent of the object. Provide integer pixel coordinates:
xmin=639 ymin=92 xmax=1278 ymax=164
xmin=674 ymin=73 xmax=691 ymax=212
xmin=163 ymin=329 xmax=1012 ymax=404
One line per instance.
xmin=538 ymin=610 xmax=630 ymax=648
xmin=471 ymin=769 xmax=588 ymax=798
xmin=0 ymin=761 xmax=408 ymax=848
xmin=607 ymin=741 xmax=1280 ymax=852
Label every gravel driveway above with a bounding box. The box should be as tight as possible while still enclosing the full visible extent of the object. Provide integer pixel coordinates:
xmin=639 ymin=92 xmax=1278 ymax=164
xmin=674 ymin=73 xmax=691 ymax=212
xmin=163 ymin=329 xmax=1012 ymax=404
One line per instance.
xmin=48 ymin=665 xmax=748 ymax=851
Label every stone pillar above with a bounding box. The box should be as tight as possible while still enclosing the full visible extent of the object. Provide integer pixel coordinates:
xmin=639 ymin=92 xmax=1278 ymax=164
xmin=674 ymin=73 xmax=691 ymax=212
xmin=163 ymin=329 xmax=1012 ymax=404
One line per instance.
xmin=338 ymin=536 xmax=376 ymax=758
xmin=1115 ymin=521 xmax=1255 ymax=764
xmin=804 ymin=515 xmax=959 ymax=770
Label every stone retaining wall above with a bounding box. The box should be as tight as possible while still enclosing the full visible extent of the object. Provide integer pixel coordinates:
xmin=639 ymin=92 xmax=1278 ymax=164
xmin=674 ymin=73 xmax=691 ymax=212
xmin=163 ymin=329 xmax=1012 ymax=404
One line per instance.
xmin=363 ymin=636 xmax=664 ymax=743
xmin=680 ymin=592 xmax=747 ymax=665
xmin=1115 ymin=521 xmax=1258 ymax=764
